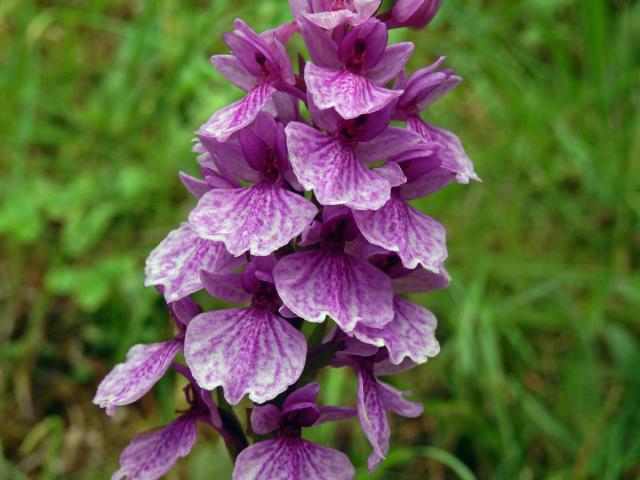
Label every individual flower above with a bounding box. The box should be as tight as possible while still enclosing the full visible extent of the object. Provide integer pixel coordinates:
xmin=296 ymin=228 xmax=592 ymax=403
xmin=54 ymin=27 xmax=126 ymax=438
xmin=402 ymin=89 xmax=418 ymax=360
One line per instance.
xmin=233 ymin=382 xmax=356 ymax=480
xmin=273 ymin=208 xmax=395 ymax=332
xmin=333 ymin=340 xmax=423 ymax=472
xmin=349 ymin=253 xmax=447 ymax=364
xmin=350 ymin=148 xmax=449 ymax=271
xmin=394 ymin=58 xmax=480 ymax=186
xmin=112 ymin=365 xmax=223 ymax=480
xmin=289 ymin=0 xmax=381 ymax=29
xmin=185 ymin=256 xmax=307 ymax=405
xmin=301 ymin=18 xmax=413 ymax=119
xmin=189 ymin=113 xmax=318 ymax=256
xmin=93 ymin=297 xmax=199 ymax=416
xmin=286 ymin=102 xmax=420 ymax=210
xmin=387 ymin=0 xmax=442 ymax=30
xmin=199 ymin=20 xmax=297 ymax=142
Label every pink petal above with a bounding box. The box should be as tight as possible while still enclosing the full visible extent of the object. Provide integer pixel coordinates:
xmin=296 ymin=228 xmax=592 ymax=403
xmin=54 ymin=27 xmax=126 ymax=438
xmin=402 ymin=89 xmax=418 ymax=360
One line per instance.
xmin=351 ymin=297 xmax=440 ymax=364
xmin=273 ymin=249 xmax=394 ymax=331
xmin=352 ymin=195 xmax=447 ymax=271
xmin=305 ymin=63 xmax=401 ymax=119
xmin=378 ymin=380 xmax=423 ymax=417
xmin=184 ymin=307 xmax=307 ymax=404
xmin=251 ymin=404 xmax=282 ymax=435
xmin=356 ymin=126 xmax=421 ymax=164
xmin=392 ymin=267 xmax=451 ymax=294
xmin=285 ymin=122 xmax=393 ymax=210
xmin=179 ymin=171 xmax=210 ymax=199
xmin=367 ymin=42 xmax=414 ymax=85
xmin=357 ymin=368 xmax=390 ymax=472
xmin=112 ymin=415 xmax=197 ymax=480
xmin=199 ymin=271 xmax=251 ymax=304
xmin=94 ymin=339 xmax=181 ymax=416
xmin=198 ymin=84 xmax=275 ymax=142
xmin=188 ymin=183 xmax=317 ymax=256
xmin=233 ymin=437 xmax=355 ymax=480
xmin=211 ymin=54 xmax=256 ymax=92
xmin=144 ymin=223 xmax=242 ymax=302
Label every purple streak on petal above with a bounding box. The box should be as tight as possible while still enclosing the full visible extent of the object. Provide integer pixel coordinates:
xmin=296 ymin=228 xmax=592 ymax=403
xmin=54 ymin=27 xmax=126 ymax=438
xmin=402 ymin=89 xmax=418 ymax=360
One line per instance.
xmin=112 ymin=415 xmax=197 ymax=480
xmin=198 ymin=84 xmax=276 ymax=142
xmin=338 ymin=19 xmax=387 ymax=71
xmin=200 ymin=271 xmax=251 ymax=304
xmin=251 ymin=404 xmax=282 ymax=435
xmin=352 ymin=297 xmax=440 ymax=364
xmin=184 ymin=307 xmax=307 ymax=404
xmin=305 ymin=63 xmax=401 ymax=119
xmin=367 ymin=42 xmax=414 ymax=85
xmin=356 ymin=126 xmax=421 ymax=163
xmin=188 ymin=183 xmax=317 ymax=256
xmin=94 ymin=339 xmax=181 ymax=416
xmin=352 ymin=194 xmax=447 ymax=271
xmin=144 ymin=223 xmax=242 ymax=303
xmin=392 ymin=266 xmax=451 ymax=294
xmin=304 ymin=0 xmax=381 ymax=29
xmin=179 ymin=171 xmax=210 ymax=199
xmin=273 ymin=248 xmax=394 ymax=331
xmin=378 ymin=380 xmax=423 ymax=417
xmin=232 ymin=437 xmax=355 ymax=480
xmin=285 ymin=122 xmax=393 ymax=210
xmin=356 ymin=367 xmax=389 ymax=472
xmin=211 ymin=54 xmax=257 ymax=92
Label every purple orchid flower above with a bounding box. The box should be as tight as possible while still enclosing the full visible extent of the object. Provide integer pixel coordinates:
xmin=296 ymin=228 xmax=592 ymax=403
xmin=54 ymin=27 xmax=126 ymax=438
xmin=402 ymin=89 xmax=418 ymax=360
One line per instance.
xmin=300 ymin=17 xmax=414 ymax=119
xmin=273 ymin=208 xmax=395 ymax=332
xmin=290 ymin=0 xmax=381 ymax=29
xmin=349 ymin=253 xmax=447 ymax=365
xmin=233 ymin=382 xmax=356 ymax=480
xmin=387 ymin=0 xmax=442 ymax=30
xmin=185 ymin=256 xmax=307 ymax=405
xmin=189 ymin=113 xmax=318 ymax=257
xmin=96 ymin=2 xmax=475 ymax=477
xmin=394 ymin=57 xmax=480 ymax=186
xmin=286 ymin=102 xmax=420 ymax=210
xmin=93 ymin=297 xmax=199 ymax=416
xmin=199 ymin=20 xmax=298 ymax=142
xmin=112 ymin=365 xmax=223 ymax=480
xmin=334 ymin=340 xmax=423 ymax=472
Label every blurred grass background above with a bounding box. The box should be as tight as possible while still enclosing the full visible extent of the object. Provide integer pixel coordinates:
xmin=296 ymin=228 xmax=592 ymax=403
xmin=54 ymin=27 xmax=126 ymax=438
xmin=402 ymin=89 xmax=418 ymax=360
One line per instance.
xmin=1 ymin=0 xmax=639 ymax=478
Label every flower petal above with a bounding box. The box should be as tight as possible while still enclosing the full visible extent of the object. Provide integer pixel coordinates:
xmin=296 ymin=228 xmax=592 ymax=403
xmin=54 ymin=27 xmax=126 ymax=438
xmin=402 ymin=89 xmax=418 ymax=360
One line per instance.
xmin=200 ymin=271 xmax=251 ymax=304
xmin=305 ymin=63 xmax=401 ymax=119
xmin=144 ymin=223 xmax=242 ymax=302
xmin=179 ymin=171 xmax=210 ymax=199
xmin=273 ymin=249 xmax=394 ymax=331
xmin=251 ymin=404 xmax=282 ymax=435
xmin=356 ymin=368 xmax=389 ymax=472
xmin=198 ymin=84 xmax=275 ymax=142
xmin=316 ymin=406 xmax=358 ymax=425
xmin=378 ymin=380 xmax=423 ymax=417
xmin=211 ymin=54 xmax=256 ymax=92
xmin=392 ymin=267 xmax=450 ymax=294
xmin=185 ymin=307 xmax=307 ymax=404
xmin=352 ymin=297 xmax=440 ymax=364
xmin=94 ymin=339 xmax=181 ymax=416
xmin=356 ymin=126 xmax=421 ymax=164
xmin=112 ymin=415 xmax=197 ymax=480
xmin=189 ymin=183 xmax=317 ymax=256
xmin=233 ymin=438 xmax=355 ymax=480
xmin=352 ymin=195 xmax=447 ymax=271
xmin=286 ymin=122 xmax=393 ymax=210
xmin=367 ymin=42 xmax=414 ymax=85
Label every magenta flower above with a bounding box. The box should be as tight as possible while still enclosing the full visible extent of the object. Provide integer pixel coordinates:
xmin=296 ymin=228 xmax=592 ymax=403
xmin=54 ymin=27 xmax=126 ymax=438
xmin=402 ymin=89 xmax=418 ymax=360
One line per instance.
xmin=301 ymin=17 xmax=414 ymax=119
xmin=233 ymin=383 xmax=356 ymax=480
xmin=95 ymin=2 xmax=476 ymax=478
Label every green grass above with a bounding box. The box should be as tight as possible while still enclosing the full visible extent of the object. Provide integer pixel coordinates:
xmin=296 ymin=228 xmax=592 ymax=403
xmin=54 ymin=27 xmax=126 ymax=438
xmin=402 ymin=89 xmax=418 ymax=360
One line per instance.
xmin=1 ymin=0 xmax=639 ymax=478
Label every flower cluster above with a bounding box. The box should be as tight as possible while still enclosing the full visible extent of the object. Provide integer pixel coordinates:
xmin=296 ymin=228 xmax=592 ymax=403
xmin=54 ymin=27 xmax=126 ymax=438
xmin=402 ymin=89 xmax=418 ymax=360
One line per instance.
xmin=94 ymin=1 xmax=478 ymax=478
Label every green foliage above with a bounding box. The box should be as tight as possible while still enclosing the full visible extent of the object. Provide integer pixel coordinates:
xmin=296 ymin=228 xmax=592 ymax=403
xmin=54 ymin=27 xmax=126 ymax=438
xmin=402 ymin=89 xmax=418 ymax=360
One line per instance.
xmin=1 ymin=0 xmax=638 ymax=478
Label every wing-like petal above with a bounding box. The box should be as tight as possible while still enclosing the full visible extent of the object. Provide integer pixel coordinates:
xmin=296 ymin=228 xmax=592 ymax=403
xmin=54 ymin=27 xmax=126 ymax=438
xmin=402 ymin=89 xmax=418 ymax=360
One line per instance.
xmin=233 ymin=437 xmax=355 ymax=480
xmin=144 ymin=223 xmax=241 ymax=302
xmin=199 ymin=84 xmax=275 ymax=142
xmin=189 ymin=183 xmax=317 ymax=256
xmin=356 ymin=368 xmax=389 ymax=472
xmin=351 ymin=297 xmax=440 ymax=364
xmin=273 ymin=249 xmax=394 ymax=331
xmin=286 ymin=122 xmax=393 ymax=210
xmin=94 ymin=339 xmax=181 ymax=416
xmin=305 ymin=63 xmax=401 ymax=119
xmin=378 ymin=380 xmax=423 ymax=417
xmin=366 ymin=42 xmax=414 ymax=85
xmin=184 ymin=307 xmax=307 ymax=404
xmin=352 ymin=195 xmax=447 ymax=271
xmin=112 ymin=415 xmax=197 ymax=480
